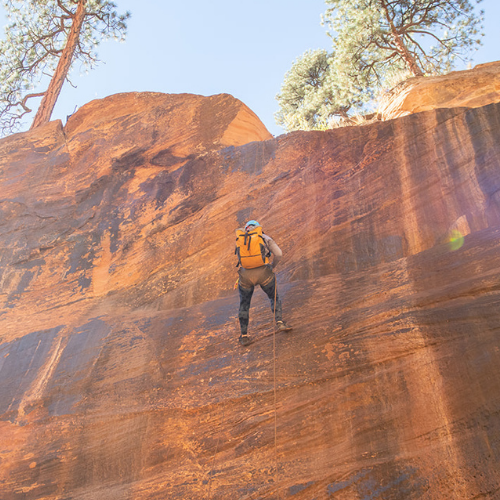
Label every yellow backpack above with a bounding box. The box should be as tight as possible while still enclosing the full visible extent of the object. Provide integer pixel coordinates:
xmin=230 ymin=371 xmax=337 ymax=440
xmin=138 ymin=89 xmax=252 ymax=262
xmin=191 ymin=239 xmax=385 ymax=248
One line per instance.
xmin=235 ymin=226 xmax=270 ymax=269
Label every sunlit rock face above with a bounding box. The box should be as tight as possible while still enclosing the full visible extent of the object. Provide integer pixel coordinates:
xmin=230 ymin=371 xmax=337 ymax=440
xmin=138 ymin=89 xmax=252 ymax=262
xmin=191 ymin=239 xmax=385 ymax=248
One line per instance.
xmin=1 ymin=86 xmax=500 ymax=499
xmin=378 ymin=60 xmax=500 ymax=120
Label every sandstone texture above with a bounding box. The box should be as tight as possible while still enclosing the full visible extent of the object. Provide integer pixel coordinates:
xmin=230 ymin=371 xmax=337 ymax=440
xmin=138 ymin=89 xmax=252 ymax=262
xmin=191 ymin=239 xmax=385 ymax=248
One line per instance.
xmin=378 ymin=60 xmax=500 ymax=120
xmin=1 ymin=78 xmax=500 ymax=500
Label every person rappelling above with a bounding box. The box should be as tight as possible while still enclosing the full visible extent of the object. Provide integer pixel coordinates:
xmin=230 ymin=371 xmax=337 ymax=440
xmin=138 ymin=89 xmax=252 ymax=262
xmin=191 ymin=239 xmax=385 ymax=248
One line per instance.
xmin=234 ymin=220 xmax=292 ymax=346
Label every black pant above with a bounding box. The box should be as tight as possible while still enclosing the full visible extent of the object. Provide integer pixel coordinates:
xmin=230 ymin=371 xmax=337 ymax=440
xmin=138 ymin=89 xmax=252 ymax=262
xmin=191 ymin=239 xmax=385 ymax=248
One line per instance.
xmin=238 ymin=276 xmax=282 ymax=335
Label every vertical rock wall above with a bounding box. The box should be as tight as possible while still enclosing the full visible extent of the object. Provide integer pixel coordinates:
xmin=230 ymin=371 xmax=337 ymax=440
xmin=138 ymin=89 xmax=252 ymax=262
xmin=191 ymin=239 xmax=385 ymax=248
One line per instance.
xmin=0 ymin=90 xmax=500 ymax=499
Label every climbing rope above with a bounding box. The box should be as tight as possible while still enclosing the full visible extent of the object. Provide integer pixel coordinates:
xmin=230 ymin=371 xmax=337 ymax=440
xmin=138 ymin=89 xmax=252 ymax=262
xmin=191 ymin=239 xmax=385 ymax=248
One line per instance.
xmin=207 ymin=279 xmax=280 ymax=499
xmin=207 ymin=378 xmax=226 ymax=500
xmin=272 ymin=276 xmax=280 ymax=498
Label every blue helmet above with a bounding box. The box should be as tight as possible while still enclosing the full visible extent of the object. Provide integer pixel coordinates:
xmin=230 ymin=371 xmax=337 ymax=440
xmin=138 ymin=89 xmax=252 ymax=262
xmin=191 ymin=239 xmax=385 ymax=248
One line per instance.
xmin=245 ymin=220 xmax=260 ymax=231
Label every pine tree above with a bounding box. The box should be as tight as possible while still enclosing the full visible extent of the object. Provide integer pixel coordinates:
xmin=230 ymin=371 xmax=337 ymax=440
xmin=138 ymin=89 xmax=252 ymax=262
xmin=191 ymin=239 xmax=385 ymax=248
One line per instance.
xmin=275 ymin=49 xmax=372 ymax=131
xmin=276 ymin=0 xmax=484 ymax=132
xmin=0 ymin=0 xmax=130 ymax=135
xmin=323 ymin=0 xmax=484 ymax=79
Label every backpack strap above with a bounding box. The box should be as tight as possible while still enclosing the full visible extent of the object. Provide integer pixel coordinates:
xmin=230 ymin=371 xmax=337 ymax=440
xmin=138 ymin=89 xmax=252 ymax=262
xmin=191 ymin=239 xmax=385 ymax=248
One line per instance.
xmin=235 ymin=242 xmax=242 ymax=267
xmin=243 ymin=232 xmax=250 ymax=250
xmin=260 ymin=243 xmax=267 ymax=263
xmin=260 ymin=234 xmax=271 ymax=259
xmin=244 ymin=231 xmax=260 ymax=251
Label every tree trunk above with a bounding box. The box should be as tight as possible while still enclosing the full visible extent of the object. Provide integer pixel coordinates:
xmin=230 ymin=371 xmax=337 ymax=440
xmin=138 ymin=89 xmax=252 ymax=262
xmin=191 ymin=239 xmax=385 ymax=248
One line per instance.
xmin=31 ymin=0 xmax=87 ymax=129
xmin=380 ymin=0 xmax=425 ymax=77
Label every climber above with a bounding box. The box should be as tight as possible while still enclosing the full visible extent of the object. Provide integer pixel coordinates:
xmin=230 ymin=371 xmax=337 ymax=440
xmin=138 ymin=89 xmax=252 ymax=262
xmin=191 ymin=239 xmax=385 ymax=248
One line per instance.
xmin=235 ymin=220 xmax=292 ymax=346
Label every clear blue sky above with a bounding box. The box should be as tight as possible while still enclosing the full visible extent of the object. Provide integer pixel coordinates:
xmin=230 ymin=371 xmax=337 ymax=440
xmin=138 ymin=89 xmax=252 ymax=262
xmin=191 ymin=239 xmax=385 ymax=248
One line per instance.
xmin=1 ymin=0 xmax=499 ymax=136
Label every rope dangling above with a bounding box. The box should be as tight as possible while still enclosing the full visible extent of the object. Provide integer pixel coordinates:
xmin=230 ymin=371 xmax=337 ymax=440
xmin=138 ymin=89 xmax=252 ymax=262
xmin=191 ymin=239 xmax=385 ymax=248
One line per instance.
xmin=272 ymin=276 xmax=279 ymax=498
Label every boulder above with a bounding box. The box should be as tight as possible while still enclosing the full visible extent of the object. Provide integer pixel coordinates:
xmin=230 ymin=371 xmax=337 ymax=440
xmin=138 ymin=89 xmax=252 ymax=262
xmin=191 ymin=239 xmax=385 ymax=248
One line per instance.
xmin=378 ymin=60 xmax=500 ymax=120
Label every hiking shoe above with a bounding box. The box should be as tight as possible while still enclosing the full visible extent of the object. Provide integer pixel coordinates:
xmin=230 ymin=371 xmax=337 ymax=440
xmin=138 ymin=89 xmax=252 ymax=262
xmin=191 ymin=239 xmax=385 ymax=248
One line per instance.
xmin=276 ymin=320 xmax=292 ymax=332
xmin=239 ymin=334 xmax=252 ymax=346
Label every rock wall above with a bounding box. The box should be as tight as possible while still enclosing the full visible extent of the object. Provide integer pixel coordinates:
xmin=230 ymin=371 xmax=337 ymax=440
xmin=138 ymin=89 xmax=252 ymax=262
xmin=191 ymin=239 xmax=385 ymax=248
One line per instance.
xmin=378 ymin=61 xmax=500 ymax=120
xmin=1 ymin=81 xmax=500 ymax=499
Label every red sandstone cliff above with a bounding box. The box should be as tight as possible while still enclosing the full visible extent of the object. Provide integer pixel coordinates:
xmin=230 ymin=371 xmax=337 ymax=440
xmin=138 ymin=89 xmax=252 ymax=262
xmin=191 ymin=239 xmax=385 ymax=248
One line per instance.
xmin=1 ymin=66 xmax=500 ymax=499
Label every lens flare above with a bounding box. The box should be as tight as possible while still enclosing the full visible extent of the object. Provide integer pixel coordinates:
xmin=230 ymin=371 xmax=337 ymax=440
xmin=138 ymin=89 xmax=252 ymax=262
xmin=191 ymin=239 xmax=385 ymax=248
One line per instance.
xmin=448 ymin=229 xmax=464 ymax=251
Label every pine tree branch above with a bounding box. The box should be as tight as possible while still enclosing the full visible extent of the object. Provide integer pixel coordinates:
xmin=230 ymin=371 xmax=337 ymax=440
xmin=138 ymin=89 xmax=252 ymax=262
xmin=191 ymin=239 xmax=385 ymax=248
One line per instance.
xmin=57 ymin=0 xmax=74 ymax=17
xmin=20 ymin=92 xmax=46 ymax=112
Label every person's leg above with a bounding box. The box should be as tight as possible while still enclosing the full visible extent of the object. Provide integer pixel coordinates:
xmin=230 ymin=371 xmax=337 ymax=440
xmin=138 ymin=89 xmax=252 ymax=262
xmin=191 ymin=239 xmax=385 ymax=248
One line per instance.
xmin=260 ymin=276 xmax=282 ymax=322
xmin=238 ymin=284 xmax=254 ymax=335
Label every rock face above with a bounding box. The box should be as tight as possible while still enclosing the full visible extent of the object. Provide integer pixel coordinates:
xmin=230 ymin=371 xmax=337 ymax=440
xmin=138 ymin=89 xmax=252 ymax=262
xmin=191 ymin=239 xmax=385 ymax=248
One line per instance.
xmin=378 ymin=60 xmax=500 ymax=120
xmin=1 ymin=82 xmax=500 ymax=500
